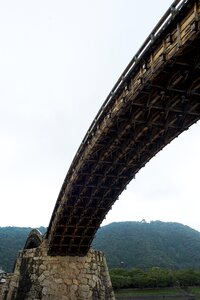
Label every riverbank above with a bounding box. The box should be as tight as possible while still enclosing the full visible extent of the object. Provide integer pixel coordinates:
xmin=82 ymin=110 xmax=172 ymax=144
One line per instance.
xmin=115 ymin=287 xmax=200 ymax=299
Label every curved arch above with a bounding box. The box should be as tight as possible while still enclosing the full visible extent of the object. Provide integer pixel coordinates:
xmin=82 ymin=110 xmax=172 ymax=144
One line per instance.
xmin=46 ymin=0 xmax=200 ymax=256
xmin=24 ymin=229 xmax=43 ymax=250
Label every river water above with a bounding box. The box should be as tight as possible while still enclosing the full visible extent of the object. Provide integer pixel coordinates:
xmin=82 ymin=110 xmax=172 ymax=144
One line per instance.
xmin=116 ymin=297 xmax=200 ymax=300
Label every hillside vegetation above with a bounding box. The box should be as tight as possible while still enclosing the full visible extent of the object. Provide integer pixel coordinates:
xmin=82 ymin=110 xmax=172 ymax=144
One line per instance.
xmin=110 ymin=268 xmax=200 ymax=289
xmin=93 ymin=221 xmax=200 ymax=270
xmin=0 ymin=227 xmax=46 ymax=272
xmin=1 ymin=221 xmax=200 ymax=272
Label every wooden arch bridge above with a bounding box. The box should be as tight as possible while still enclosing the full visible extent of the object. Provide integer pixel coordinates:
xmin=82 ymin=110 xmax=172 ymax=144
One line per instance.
xmin=40 ymin=0 xmax=200 ymax=256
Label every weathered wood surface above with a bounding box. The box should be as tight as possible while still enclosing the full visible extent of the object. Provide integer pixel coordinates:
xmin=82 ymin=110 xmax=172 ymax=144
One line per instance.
xmin=47 ymin=0 xmax=200 ymax=256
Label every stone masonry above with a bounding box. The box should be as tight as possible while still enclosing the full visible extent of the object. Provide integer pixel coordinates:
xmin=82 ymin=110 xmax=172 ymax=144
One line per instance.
xmin=0 ymin=275 xmax=11 ymax=300
xmin=4 ymin=240 xmax=115 ymax=300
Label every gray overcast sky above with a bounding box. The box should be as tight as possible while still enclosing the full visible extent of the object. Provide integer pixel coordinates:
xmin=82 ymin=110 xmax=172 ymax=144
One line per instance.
xmin=1 ymin=0 xmax=200 ymax=231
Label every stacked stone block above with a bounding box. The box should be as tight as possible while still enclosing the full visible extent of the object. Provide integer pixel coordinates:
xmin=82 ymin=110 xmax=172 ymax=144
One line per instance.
xmin=5 ymin=241 xmax=115 ymax=300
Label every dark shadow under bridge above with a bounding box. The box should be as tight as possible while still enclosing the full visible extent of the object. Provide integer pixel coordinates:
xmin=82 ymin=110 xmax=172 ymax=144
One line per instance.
xmin=44 ymin=0 xmax=200 ymax=256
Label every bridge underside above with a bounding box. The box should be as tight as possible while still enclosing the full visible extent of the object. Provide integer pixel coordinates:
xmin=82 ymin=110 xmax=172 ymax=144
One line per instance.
xmin=47 ymin=1 xmax=200 ymax=256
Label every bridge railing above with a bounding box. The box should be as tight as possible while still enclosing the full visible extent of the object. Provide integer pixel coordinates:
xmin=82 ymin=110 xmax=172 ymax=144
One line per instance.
xmin=73 ymin=0 xmax=189 ymax=161
xmin=47 ymin=0 xmax=195 ymax=236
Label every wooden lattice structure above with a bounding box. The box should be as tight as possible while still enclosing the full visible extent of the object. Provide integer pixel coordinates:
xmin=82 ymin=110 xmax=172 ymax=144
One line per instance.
xmin=47 ymin=0 xmax=200 ymax=256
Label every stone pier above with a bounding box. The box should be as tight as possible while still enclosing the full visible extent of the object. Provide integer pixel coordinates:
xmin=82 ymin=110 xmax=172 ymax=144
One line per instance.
xmin=5 ymin=240 xmax=115 ymax=300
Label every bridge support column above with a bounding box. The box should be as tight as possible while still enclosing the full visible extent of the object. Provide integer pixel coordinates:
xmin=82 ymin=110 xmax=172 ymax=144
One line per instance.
xmin=6 ymin=241 xmax=115 ymax=300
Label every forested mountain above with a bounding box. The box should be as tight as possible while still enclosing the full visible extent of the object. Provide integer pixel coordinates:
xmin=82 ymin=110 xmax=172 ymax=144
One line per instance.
xmin=0 ymin=227 xmax=46 ymax=272
xmin=1 ymin=221 xmax=200 ymax=272
xmin=92 ymin=221 xmax=200 ymax=270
